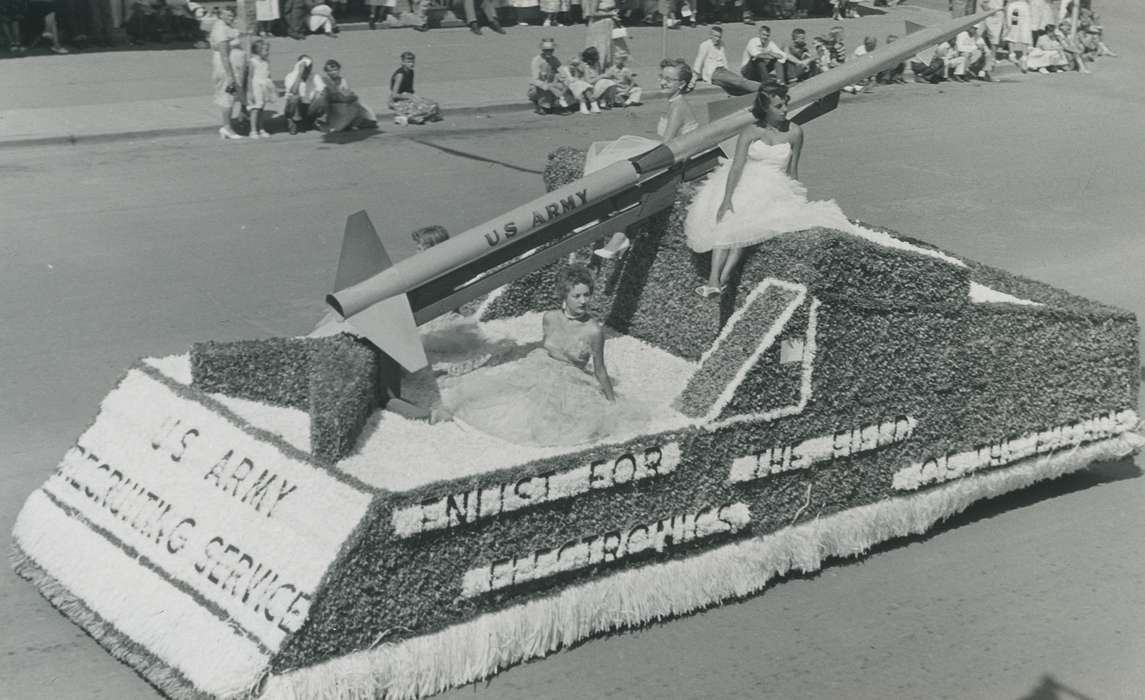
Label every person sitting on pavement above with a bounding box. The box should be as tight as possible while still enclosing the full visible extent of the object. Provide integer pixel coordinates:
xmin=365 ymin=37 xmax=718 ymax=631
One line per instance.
xmin=246 ymin=38 xmax=277 ymax=138
xmin=1052 ymin=20 xmax=1091 ymax=74
xmin=954 ymin=25 xmax=997 ymax=81
xmin=283 ymin=55 xmax=318 ymax=134
xmin=823 ymin=25 xmax=846 ymax=69
xmin=740 ymin=25 xmax=789 ymax=85
xmin=781 ymin=28 xmax=819 ymax=85
xmin=1026 ymin=24 xmax=1067 ymax=73
xmin=703 ymin=25 xmax=765 ymax=97
xmin=910 ymin=42 xmax=953 ymax=84
xmin=842 ymin=35 xmax=876 ymax=94
xmin=563 ymin=46 xmax=615 ymax=115
xmin=310 ymin=59 xmax=377 ymax=132
xmin=389 ymin=50 xmax=443 ymax=125
xmin=1077 ymin=8 xmax=1116 ymax=58
xmin=604 ymin=48 xmax=642 ymax=107
xmin=875 ymin=34 xmax=907 ymax=84
xmin=692 ymin=25 xmax=729 ymax=87
xmin=210 ymin=6 xmax=246 ymax=140
xmin=307 ymin=3 xmax=339 ymax=35
xmin=528 ymin=38 xmax=574 ymax=114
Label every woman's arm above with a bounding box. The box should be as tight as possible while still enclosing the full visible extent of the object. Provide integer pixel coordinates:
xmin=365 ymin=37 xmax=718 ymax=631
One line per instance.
xmin=786 ymin=124 xmax=804 ymax=179
xmin=212 ymin=28 xmax=237 ymax=86
xmin=718 ymin=127 xmax=755 ymax=221
xmin=660 ymin=97 xmax=689 ymax=141
xmin=589 ymin=323 xmax=615 ymax=401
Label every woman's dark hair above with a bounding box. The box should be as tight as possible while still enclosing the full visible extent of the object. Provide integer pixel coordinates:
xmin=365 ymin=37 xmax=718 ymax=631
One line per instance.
xmin=557 ymin=264 xmax=595 ymax=303
xmin=581 ymin=46 xmax=600 ymax=65
xmin=751 ymin=76 xmax=788 ymax=120
xmin=401 ymin=50 xmax=416 ymax=61
xmin=324 ymin=59 xmax=341 ymax=71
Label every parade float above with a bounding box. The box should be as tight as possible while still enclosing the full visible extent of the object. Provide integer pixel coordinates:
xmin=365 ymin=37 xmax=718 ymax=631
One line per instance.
xmin=11 ymin=11 xmax=1141 ymax=700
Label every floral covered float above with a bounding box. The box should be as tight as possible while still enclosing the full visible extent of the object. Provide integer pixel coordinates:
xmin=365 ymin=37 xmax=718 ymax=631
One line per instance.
xmin=11 ymin=160 xmax=1142 ymax=700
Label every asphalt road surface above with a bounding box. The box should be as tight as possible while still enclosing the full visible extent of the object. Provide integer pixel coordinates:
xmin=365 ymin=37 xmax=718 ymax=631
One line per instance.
xmin=2 ymin=13 xmax=1143 ymax=699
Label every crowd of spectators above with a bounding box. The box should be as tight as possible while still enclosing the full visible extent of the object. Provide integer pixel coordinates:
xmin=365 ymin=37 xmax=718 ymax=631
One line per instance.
xmin=0 ymin=0 xmax=888 ymax=54
xmin=679 ymin=0 xmax=1116 ymax=96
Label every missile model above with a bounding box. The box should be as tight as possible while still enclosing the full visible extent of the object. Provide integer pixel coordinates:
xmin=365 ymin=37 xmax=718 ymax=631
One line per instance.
xmin=326 ymin=8 xmax=998 ymax=372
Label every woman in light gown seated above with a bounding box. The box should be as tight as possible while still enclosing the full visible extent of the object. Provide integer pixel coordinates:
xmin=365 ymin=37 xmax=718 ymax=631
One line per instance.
xmin=585 ymin=60 xmax=700 ymax=258
xmin=685 ymin=77 xmax=855 ymax=298
xmin=440 ymin=265 xmax=649 ymax=447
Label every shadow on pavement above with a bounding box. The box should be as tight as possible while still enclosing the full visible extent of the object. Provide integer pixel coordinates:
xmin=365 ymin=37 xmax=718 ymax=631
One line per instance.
xmin=321 ymin=127 xmax=384 ymax=145
xmin=1017 ymin=674 xmax=1098 ymax=700
xmin=408 ymin=138 xmax=545 ymax=175
xmin=821 ymin=455 xmax=1143 ymax=569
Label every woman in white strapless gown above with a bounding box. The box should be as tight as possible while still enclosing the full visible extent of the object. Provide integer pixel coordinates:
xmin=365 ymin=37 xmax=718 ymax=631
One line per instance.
xmin=685 ymin=78 xmax=852 ymax=297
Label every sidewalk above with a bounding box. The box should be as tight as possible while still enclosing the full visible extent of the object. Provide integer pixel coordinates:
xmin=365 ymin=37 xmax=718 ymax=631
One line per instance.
xmin=0 ymin=3 xmax=952 ymax=147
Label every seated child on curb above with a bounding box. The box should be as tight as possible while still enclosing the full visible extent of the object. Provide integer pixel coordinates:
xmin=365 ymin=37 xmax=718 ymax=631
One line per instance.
xmin=389 ymin=51 xmax=443 ymax=125
xmin=604 ymin=49 xmax=643 ymax=106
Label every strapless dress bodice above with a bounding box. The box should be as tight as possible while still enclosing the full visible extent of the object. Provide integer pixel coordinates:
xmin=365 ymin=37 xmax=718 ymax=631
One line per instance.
xmin=747 ymin=140 xmax=791 ymax=168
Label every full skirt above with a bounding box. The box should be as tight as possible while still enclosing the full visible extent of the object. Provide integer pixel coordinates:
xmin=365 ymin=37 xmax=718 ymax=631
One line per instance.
xmin=441 ymin=349 xmax=648 ymax=447
xmin=685 ymin=157 xmax=852 ymax=252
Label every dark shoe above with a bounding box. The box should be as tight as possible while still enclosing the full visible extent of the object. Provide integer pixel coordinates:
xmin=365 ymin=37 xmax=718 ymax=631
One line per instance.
xmin=288 ymin=32 xmax=304 ymax=40
xmin=413 ymin=24 xmax=429 ymax=31
xmin=469 ymin=22 xmax=482 ymax=35
xmin=288 ymin=120 xmax=299 ymax=135
xmin=489 ymin=20 xmax=505 ymax=34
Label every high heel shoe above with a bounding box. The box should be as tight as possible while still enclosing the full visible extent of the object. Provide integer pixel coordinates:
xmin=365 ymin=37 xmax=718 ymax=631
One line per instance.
xmin=219 ymin=127 xmax=243 ymax=140
xmin=694 ymin=284 xmax=723 ymax=299
xmin=594 ymin=232 xmax=630 ymax=260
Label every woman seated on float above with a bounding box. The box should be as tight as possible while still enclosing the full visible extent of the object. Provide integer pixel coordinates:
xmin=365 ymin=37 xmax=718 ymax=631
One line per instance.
xmin=587 ymin=60 xmax=699 ymax=259
xmin=686 ymin=76 xmax=854 ymax=298
xmin=440 ymin=264 xmax=647 ymax=447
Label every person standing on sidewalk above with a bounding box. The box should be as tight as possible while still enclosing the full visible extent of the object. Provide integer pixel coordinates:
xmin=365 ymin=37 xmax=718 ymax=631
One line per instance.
xmin=210 ymin=7 xmax=247 ymax=139
xmin=464 ymin=0 xmax=505 ymax=34
xmin=283 ymin=0 xmax=307 ymax=39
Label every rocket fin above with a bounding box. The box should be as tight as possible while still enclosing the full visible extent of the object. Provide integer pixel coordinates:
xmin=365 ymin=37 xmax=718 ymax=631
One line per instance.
xmin=346 ymin=293 xmax=429 ymax=372
xmin=905 ymin=20 xmax=926 ymax=35
xmin=334 ymin=211 xmax=393 ymax=294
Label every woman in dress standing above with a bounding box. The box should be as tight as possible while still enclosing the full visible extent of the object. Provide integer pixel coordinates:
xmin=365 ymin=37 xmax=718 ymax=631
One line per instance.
xmin=210 ymin=7 xmax=247 ymax=140
xmin=254 ymin=0 xmax=279 ymax=35
xmin=685 ymin=77 xmax=853 ymax=298
xmin=582 ymin=0 xmax=622 ymax=68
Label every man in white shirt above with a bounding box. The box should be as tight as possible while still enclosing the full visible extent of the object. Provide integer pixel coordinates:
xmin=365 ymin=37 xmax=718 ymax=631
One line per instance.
xmin=954 ymin=25 xmax=994 ymax=80
xmin=692 ymin=25 xmax=729 ymax=83
xmin=740 ymin=25 xmax=789 ymax=83
xmin=701 ymin=24 xmax=761 ymax=96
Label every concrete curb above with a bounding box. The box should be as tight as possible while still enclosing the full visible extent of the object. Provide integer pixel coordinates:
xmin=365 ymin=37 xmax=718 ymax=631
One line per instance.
xmin=0 ymin=84 xmax=725 ymax=150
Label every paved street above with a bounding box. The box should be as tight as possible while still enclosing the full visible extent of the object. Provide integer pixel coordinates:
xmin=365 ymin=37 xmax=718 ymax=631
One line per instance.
xmin=1 ymin=2 xmax=1143 ymax=698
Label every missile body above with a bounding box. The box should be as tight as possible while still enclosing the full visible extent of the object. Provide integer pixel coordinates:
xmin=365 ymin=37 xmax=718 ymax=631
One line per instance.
xmin=329 ymin=159 xmax=641 ymax=319
xmin=327 ymin=8 xmax=997 ymax=370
